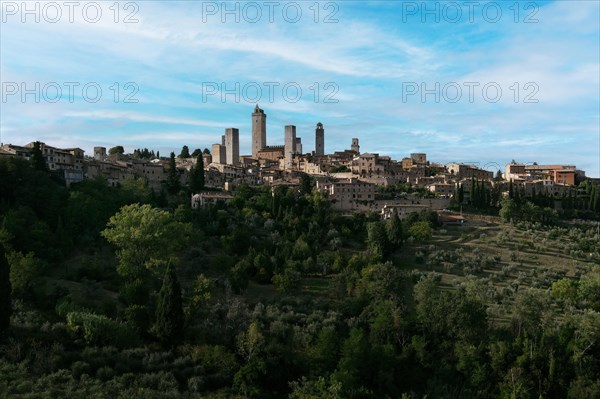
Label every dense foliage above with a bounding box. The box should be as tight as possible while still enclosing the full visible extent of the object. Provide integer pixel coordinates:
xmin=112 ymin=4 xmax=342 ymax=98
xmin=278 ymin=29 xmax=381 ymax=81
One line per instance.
xmin=0 ymin=155 xmax=599 ymax=398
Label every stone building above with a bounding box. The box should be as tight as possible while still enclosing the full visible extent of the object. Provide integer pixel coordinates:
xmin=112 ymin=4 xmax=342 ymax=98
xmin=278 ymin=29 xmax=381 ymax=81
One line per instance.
xmin=316 ymin=178 xmax=378 ymax=210
xmin=257 ymin=146 xmax=284 ymax=161
xmin=447 ymin=163 xmax=493 ymax=180
xmin=427 ymin=183 xmax=455 ymax=197
xmin=225 ymin=128 xmax=239 ymax=166
xmin=410 ymin=153 xmax=427 ymax=164
xmin=351 ymin=138 xmax=360 ymax=153
xmin=94 ymin=147 xmax=107 ymax=160
xmin=315 ymin=122 xmax=325 ymax=156
xmin=505 ymin=162 xmax=525 ymax=180
xmin=212 ymin=144 xmax=226 ymax=164
xmin=284 ymin=125 xmax=296 ymax=170
xmin=252 ymin=105 xmax=267 ymax=157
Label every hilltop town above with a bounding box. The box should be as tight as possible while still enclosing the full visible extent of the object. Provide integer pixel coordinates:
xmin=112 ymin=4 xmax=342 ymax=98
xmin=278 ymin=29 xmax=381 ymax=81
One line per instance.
xmin=1 ymin=105 xmax=599 ymax=398
xmin=2 ymin=105 xmax=595 ymax=219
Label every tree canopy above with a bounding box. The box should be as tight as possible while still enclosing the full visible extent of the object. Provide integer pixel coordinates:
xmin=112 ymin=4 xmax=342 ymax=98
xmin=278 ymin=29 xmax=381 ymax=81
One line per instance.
xmin=101 ymin=203 xmax=193 ymax=281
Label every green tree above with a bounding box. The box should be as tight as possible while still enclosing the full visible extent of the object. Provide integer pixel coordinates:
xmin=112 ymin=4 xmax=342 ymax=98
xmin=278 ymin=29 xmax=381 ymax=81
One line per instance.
xmin=589 ymin=184 xmax=600 ymax=212
xmin=367 ymin=221 xmax=389 ymax=259
xmin=499 ymin=197 xmax=517 ymax=223
xmin=310 ymin=327 xmax=340 ymax=375
xmin=30 ymin=141 xmax=47 ymax=172
xmin=7 ymin=251 xmax=45 ymax=297
xmin=155 ymin=263 xmax=184 ymax=345
xmin=108 ymin=145 xmax=124 ymax=155
xmin=300 ymin=173 xmax=313 ymax=195
xmin=289 ymin=377 xmax=343 ymax=399
xmin=178 ymin=145 xmax=190 ymax=159
xmin=101 ymin=204 xmax=192 ymax=282
xmin=165 ymin=152 xmax=181 ymax=194
xmin=333 ymin=328 xmax=372 ymax=398
xmin=457 ymin=183 xmax=464 ymax=204
xmin=409 ymin=221 xmax=433 ymax=242
xmin=385 ymin=209 xmax=403 ymax=248
xmin=191 ymin=148 xmax=202 ymax=157
xmin=0 ymin=245 xmax=11 ymax=332
xmin=189 ymin=154 xmax=205 ymax=193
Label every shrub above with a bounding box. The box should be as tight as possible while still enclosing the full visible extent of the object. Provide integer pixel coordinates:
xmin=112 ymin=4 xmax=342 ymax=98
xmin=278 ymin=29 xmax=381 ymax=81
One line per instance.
xmin=71 ymin=361 xmax=91 ymax=379
xmin=66 ymin=311 xmax=141 ymax=348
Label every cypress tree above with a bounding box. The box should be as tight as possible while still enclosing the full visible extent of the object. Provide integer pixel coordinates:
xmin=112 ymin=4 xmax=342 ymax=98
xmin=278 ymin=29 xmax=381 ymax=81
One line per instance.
xmin=386 ymin=209 xmax=403 ymax=248
xmin=0 ymin=245 xmax=12 ymax=332
xmin=189 ymin=154 xmax=205 ymax=193
xmin=470 ymin=177 xmax=476 ymax=206
xmin=367 ymin=221 xmax=390 ymax=259
xmin=155 ymin=263 xmax=184 ymax=346
xmin=31 ymin=141 xmax=47 ymax=172
xmin=591 ymin=185 xmax=600 ymax=212
xmin=166 ymin=152 xmax=181 ymax=194
xmin=480 ymin=181 xmax=485 ymax=208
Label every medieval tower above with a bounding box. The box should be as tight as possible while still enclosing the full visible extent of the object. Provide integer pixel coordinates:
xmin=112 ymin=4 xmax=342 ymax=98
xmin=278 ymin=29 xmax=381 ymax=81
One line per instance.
xmin=252 ymin=105 xmax=266 ymax=158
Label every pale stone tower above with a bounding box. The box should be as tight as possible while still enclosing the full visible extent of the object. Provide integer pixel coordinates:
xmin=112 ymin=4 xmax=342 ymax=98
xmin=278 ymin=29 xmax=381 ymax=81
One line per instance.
xmin=212 ymin=143 xmax=226 ymax=164
xmin=351 ymin=138 xmax=360 ymax=153
xmin=252 ymin=105 xmax=266 ymax=157
xmin=284 ymin=125 xmax=296 ymax=170
xmin=315 ymin=122 xmax=324 ymax=156
xmin=225 ymin=128 xmax=239 ymax=166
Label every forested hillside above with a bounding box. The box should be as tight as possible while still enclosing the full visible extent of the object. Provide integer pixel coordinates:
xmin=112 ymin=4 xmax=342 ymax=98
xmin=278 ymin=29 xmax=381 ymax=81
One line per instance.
xmin=0 ymin=156 xmax=599 ymax=398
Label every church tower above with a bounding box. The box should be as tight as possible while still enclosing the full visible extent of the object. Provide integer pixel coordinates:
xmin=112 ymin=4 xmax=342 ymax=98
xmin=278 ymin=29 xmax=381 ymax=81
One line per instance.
xmin=351 ymin=138 xmax=360 ymax=153
xmin=252 ymin=105 xmax=266 ymax=158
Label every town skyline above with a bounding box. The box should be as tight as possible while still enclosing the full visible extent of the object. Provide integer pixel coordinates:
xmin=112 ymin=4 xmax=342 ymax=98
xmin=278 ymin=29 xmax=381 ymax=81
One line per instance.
xmin=2 ymin=102 xmax=595 ymax=176
xmin=1 ymin=1 xmax=599 ymax=176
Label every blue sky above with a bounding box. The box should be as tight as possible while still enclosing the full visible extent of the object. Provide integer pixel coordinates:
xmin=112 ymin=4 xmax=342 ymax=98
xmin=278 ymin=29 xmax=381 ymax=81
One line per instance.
xmin=1 ymin=0 xmax=599 ymax=176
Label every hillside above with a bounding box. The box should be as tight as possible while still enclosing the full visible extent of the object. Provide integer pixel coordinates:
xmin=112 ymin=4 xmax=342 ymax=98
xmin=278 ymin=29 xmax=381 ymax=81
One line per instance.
xmin=1 ymin=157 xmax=599 ymax=399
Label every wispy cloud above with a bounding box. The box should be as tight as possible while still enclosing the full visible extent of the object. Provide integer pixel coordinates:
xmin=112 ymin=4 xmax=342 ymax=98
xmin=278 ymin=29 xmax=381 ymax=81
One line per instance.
xmin=63 ymin=110 xmax=231 ymax=128
xmin=1 ymin=0 xmax=598 ymax=176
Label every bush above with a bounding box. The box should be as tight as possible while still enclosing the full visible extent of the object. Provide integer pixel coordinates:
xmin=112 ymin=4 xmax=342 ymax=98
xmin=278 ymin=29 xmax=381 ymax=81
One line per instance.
xmin=272 ymin=268 xmax=301 ymax=293
xmin=71 ymin=361 xmax=91 ymax=379
xmin=66 ymin=311 xmax=141 ymax=348
xmin=96 ymin=366 xmax=115 ymax=381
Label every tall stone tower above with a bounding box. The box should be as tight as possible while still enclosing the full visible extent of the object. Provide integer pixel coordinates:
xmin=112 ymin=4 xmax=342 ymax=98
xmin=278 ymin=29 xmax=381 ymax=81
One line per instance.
xmin=225 ymin=128 xmax=239 ymax=166
xmin=315 ymin=122 xmax=324 ymax=156
xmin=351 ymin=138 xmax=360 ymax=154
xmin=252 ymin=105 xmax=266 ymax=158
xmin=284 ymin=125 xmax=296 ymax=170
xmin=212 ymin=143 xmax=226 ymax=164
